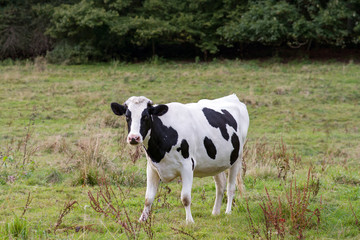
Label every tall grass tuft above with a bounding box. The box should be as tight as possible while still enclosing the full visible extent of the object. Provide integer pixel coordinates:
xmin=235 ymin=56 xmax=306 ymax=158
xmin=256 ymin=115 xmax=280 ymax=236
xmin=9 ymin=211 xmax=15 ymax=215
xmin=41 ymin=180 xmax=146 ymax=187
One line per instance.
xmin=243 ymin=137 xmax=301 ymax=181
xmin=2 ymin=215 xmax=29 ymax=239
xmin=72 ymin=137 xmax=113 ymax=186
xmin=271 ymin=138 xmax=302 ymax=180
xmin=242 ymin=137 xmax=276 ymax=179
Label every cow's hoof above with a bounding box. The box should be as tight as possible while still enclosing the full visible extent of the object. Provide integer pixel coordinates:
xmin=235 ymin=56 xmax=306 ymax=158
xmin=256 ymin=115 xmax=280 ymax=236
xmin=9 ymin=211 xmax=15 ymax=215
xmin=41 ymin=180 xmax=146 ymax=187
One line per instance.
xmin=186 ymin=218 xmax=195 ymax=224
xmin=139 ymin=214 xmax=148 ymax=222
xmin=212 ymin=210 xmax=220 ymax=216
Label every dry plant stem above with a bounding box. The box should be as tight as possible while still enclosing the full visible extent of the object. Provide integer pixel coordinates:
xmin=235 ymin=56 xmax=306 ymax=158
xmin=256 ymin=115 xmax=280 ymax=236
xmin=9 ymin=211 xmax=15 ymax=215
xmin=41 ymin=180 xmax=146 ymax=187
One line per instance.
xmin=245 ymin=198 xmax=262 ymax=239
xmin=54 ymin=200 xmax=78 ymax=234
xmin=285 ymin=168 xmax=321 ymax=239
xmin=171 ymin=227 xmax=197 ymax=240
xmin=21 ymin=192 xmax=32 ymax=217
xmin=272 ymin=137 xmax=290 ymax=180
xmin=156 ymin=186 xmax=172 ymax=209
xmin=141 ymin=211 xmax=155 ymax=239
xmin=88 ymin=178 xmax=150 ymax=239
xmin=22 ymin=114 xmax=36 ymax=167
xmin=56 ymin=224 xmax=97 ymax=233
xmin=349 ymin=202 xmax=360 ymax=230
xmin=260 ymin=188 xmax=286 ymax=239
xmin=245 ymin=167 xmax=322 ymax=240
xmin=22 ymin=119 xmax=31 ymax=166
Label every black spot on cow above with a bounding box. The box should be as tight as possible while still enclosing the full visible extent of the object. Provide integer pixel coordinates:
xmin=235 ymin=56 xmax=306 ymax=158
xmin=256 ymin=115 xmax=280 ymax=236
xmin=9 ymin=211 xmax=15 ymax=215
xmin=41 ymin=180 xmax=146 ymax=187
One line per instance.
xmin=204 ymin=137 xmax=217 ymax=159
xmin=191 ymin=158 xmax=195 ymax=171
xmin=139 ymin=108 xmax=152 ymax=139
xmin=177 ymin=139 xmax=190 ymax=159
xmin=140 ymin=104 xmax=169 ymax=141
xmin=230 ymin=133 xmax=240 ymax=165
xmin=202 ymin=108 xmax=237 ymax=141
xmin=146 ymin=116 xmax=178 ymax=163
xmin=125 ymin=109 xmax=132 ymax=133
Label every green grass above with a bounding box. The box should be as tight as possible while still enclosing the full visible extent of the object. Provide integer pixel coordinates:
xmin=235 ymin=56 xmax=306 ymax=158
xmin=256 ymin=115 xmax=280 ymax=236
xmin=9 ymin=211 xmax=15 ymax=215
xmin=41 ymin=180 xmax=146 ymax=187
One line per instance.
xmin=0 ymin=59 xmax=359 ymax=239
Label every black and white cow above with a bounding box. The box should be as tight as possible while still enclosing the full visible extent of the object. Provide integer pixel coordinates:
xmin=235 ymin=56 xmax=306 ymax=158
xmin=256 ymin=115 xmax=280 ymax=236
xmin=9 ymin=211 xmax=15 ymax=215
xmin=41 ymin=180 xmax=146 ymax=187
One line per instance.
xmin=111 ymin=94 xmax=249 ymax=223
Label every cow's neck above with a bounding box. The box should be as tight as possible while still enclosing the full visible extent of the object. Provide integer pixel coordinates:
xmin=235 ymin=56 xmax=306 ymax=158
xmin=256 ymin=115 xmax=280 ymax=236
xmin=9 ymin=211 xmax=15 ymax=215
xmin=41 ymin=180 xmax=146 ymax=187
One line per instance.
xmin=142 ymin=116 xmax=178 ymax=163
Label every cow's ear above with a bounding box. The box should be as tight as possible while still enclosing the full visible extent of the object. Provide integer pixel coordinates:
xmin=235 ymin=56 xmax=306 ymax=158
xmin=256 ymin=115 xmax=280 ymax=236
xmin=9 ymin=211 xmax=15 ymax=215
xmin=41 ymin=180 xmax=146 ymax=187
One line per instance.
xmin=111 ymin=102 xmax=126 ymax=116
xmin=149 ymin=104 xmax=168 ymax=116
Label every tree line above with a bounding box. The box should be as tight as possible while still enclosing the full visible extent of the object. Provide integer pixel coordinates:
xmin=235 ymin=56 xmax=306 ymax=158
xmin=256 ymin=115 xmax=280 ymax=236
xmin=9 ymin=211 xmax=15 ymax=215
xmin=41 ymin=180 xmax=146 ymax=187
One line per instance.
xmin=1 ymin=0 xmax=359 ymax=62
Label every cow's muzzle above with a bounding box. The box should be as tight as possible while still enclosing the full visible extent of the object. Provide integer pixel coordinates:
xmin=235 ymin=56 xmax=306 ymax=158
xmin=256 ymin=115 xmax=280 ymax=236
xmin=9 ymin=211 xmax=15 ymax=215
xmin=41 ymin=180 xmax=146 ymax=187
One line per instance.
xmin=128 ymin=135 xmax=141 ymax=145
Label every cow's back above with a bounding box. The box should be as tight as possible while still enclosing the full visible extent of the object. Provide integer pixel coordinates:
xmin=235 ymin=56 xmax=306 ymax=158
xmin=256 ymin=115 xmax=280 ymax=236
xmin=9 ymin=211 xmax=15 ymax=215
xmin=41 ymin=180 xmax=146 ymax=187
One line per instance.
xmin=158 ymin=94 xmax=249 ymax=178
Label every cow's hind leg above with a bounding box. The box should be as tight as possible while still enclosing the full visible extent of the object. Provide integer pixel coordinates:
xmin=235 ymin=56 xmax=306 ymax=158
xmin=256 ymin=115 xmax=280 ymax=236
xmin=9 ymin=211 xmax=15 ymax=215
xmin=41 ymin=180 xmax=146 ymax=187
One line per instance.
xmin=139 ymin=161 xmax=160 ymax=222
xmin=212 ymin=172 xmax=226 ymax=215
xmin=225 ymin=152 xmax=243 ymax=214
xmin=181 ymin=168 xmax=194 ymax=223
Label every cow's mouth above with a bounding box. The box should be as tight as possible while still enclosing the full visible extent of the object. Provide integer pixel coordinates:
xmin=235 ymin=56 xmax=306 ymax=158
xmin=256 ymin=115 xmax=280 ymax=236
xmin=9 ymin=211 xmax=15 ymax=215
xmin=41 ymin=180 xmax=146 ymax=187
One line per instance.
xmin=129 ymin=139 xmax=140 ymax=145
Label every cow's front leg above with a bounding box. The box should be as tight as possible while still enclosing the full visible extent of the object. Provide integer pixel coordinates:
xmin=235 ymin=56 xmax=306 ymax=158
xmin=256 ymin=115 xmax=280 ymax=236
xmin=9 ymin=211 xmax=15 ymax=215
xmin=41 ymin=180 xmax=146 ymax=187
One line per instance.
xmin=139 ymin=161 xmax=160 ymax=222
xmin=181 ymin=169 xmax=194 ymax=223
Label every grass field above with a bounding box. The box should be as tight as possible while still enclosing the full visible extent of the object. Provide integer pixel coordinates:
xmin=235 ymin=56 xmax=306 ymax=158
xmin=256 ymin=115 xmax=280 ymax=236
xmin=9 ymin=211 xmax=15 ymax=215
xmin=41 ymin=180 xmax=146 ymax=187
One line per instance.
xmin=0 ymin=59 xmax=359 ymax=239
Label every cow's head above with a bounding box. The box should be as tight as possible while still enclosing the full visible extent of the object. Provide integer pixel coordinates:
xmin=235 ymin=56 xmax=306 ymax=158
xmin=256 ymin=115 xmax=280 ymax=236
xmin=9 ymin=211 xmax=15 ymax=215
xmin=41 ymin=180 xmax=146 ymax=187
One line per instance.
xmin=111 ymin=96 xmax=168 ymax=145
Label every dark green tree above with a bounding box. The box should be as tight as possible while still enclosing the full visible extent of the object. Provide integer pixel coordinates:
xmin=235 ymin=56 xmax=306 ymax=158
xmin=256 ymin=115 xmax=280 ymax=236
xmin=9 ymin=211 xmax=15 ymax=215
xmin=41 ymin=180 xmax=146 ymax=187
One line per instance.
xmin=1 ymin=0 xmax=359 ymax=61
xmin=0 ymin=0 xmax=73 ymax=60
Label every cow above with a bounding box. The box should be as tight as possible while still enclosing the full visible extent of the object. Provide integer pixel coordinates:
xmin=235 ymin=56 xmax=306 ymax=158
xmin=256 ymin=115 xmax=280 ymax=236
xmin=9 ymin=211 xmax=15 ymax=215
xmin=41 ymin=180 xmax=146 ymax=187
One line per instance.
xmin=111 ymin=94 xmax=249 ymax=223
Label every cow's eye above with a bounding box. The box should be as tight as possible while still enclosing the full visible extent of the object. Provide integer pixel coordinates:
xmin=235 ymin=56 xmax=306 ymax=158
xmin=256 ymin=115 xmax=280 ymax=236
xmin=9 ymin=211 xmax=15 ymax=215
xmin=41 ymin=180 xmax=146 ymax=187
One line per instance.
xmin=143 ymin=115 xmax=149 ymax=120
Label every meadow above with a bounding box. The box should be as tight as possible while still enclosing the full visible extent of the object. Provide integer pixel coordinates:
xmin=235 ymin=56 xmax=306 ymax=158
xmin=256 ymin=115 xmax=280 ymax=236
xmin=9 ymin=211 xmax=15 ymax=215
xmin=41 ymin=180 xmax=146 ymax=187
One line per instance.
xmin=0 ymin=59 xmax=359 ymax=239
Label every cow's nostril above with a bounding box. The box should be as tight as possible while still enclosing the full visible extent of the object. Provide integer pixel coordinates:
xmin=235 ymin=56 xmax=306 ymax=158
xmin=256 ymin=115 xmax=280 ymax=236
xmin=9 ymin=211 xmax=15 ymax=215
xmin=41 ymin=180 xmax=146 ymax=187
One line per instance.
xmin=128 ymin=134 xmax=141 ymax=145
xmin=128 ymin=136 xmax=140 ymax=145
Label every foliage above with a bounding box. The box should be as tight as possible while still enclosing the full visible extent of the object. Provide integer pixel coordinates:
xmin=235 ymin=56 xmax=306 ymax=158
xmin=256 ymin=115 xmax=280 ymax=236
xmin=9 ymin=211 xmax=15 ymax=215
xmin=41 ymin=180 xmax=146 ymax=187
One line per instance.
xmin=45 ymin=40 xmax=100 ymax=64
xmin=219 ymin=1 xmax=301 ymax=46
xmin=0 ymin=0 xmax=64 ymax=59
xmin=1 ymin=0 xmax=360 ymax=61
xmin=220 ymin=0 xmax=360 ymax=48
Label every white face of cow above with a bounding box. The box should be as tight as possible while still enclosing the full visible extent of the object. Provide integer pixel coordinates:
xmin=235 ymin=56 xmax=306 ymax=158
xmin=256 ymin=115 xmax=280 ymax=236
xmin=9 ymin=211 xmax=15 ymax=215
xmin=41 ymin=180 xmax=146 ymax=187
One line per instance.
xmin=111 ymin=96 xmax=169 ymax=145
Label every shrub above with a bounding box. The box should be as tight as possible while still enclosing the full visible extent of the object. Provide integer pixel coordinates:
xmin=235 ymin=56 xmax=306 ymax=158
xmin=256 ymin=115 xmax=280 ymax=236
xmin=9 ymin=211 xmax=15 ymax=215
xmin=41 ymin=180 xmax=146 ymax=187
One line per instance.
xmin=46 ymin=41 xmax=96 ymax=65
xmin=70 ymin=137 xmax=113 ymax=186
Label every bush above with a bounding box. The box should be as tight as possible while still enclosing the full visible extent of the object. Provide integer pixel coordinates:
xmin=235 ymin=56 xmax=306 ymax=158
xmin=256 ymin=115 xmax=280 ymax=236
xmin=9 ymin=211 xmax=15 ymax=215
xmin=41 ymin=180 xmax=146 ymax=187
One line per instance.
xmin=46 ymin=41 xmax=100 ymax=64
